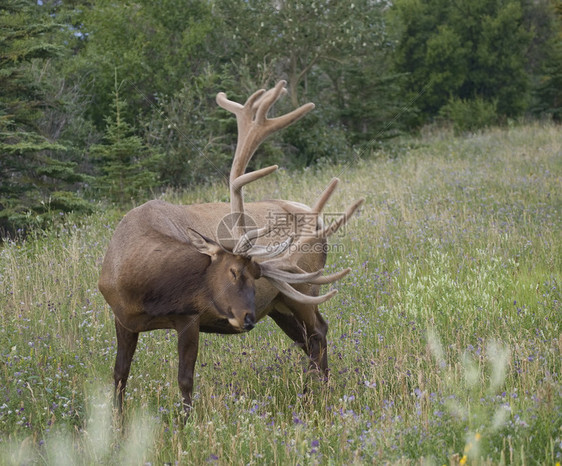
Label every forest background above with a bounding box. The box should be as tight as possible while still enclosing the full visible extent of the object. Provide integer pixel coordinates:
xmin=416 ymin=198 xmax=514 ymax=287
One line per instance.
xmin=1 ymin=0 xmax=561 ymax=234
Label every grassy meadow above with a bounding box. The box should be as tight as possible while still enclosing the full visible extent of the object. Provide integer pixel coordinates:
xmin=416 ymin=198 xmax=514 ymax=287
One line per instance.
xmin=0 ymin=123 xmax=561 ymax=465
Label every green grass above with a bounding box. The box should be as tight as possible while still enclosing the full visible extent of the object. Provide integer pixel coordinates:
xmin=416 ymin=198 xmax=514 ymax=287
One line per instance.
xmin=1 ymin=123 xmax=561 ymax=465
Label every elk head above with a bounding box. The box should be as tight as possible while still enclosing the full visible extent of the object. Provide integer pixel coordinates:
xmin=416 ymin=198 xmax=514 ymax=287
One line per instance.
xmin=185 ymin=227 xmax=262 ymax=331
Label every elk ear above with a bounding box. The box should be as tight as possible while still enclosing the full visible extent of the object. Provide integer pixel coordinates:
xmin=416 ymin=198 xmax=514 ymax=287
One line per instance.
xmin=249 ymin=259 xmax=262 ymax=279
xmin=185 ymin=228 xmax=223 ymax=258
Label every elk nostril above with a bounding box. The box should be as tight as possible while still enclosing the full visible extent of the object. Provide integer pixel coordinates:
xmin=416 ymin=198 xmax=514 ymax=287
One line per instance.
xmin=243 ymin=313 xmax=255 ymax=330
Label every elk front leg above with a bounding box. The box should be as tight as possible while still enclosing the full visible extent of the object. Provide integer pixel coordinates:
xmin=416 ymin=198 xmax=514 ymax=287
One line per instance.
xmin=270 ymin=304 xmax=329 ymax=378
xmin=114 ymin=318 xmax=139 ymax=413
xmin=175 ymin=318 xmax=200 ymax=416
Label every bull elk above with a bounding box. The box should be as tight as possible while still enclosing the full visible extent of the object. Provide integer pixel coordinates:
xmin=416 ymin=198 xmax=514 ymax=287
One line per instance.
xmin=98 ymin=80 xmax=363 ymax=415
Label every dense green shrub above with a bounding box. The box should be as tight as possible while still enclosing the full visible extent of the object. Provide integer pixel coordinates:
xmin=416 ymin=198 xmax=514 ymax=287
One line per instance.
xmin=439 ymin=96 xmax=499 ymax=134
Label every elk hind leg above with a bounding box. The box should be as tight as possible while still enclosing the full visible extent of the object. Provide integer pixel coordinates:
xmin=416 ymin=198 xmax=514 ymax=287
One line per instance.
xmin=113 ymin=318 xmax=139 ymax=413
xmin=270 ymin=304 xmax=329 ymax=378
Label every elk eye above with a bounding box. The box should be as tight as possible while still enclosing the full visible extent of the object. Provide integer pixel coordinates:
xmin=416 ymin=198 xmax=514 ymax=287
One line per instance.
xmin=230 ymin=268 xmax=238 ymax=280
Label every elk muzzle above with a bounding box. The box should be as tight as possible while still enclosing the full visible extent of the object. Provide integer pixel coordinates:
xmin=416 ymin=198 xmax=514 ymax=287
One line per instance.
xmin=227 ymin=310 xmax=256 ymax=332
xmin=243 ymin=312 xmax=256 ymax=330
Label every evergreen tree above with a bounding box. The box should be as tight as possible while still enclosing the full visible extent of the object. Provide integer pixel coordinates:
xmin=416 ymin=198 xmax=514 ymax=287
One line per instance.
xmin=0 ymin=0 xmax=90 ymax=235
xmin=90 ymin=77 xmax=161 ymax=203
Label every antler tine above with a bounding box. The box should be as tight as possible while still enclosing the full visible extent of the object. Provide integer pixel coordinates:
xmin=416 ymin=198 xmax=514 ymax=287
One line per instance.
xmin=230 ymin=165 xmax=278 ymax=194
xmin=268 ymin=278 xmax=338 ymax=305
xmin=292 ymin=178 xmax=364 ymax=243
xmin=318 ymin=198 xmax=365 ymax=239
xmin=308 ymin=267 xmax=351 ymax=284
xmin=312 ymin=178 xmax=339 ymax=214
xmin=254 ymin=80 xmax=287 ymax=124
xmin=216 ymin=88 xmax=265 ymax=116
xmin=294 ymin=177 xmax=341 ymax=238
xmin=260 ymin=263 xmax=351 ymax=285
